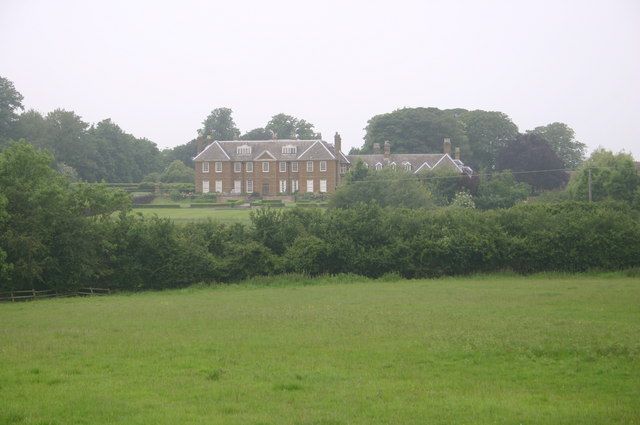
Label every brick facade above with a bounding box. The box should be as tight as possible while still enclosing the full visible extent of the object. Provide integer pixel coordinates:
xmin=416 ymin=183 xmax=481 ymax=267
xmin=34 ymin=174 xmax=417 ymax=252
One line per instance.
xmin=194 ymin=137 xmax=348 ymax=196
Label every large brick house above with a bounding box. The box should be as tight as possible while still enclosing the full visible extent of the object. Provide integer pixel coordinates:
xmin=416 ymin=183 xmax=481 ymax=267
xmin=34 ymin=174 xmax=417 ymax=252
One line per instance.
xmin=193 ymin=134 xmax=473 ymax=196
xmin=193 ymin=133 xmax=350 ymax=195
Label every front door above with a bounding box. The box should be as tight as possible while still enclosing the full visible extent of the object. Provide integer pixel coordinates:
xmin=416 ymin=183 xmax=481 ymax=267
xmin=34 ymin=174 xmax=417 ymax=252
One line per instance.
xmin=262 ymin=182 xmax=269 ymax=195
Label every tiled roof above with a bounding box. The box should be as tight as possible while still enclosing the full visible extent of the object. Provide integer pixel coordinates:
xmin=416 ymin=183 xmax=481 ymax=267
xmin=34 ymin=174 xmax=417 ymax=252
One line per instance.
xmin=194 ymin=139 xmax=349 ymax=163
xmin=348 ymin=153 xmax=472 ymax=175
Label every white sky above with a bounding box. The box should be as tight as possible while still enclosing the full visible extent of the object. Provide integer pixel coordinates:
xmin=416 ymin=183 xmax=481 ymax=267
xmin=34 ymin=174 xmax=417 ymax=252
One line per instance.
xmin=1 ymin=0 xmax=639 ymax=159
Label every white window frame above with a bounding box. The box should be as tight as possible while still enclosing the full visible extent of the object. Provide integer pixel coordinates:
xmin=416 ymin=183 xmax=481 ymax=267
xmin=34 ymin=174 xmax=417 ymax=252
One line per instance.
xmin=202 ymin=179 xmax=210 ymax=193
xmin=234 ymin=162 xmax=241 ymax=173
xmin=202 ymin=162 xmax=209 ymax=173
xmin=306 ymin=179 xmax=314 ymax=193
xmin=215 ymin=180 xmax=222 ymax=193
xmin=233 ymin=180 xmax=241 ymax=194
xmin=215 ymin=161 xmax=222 ymax=173
xmin=279 ymin=179 xmax=287 ymax=193
xmin=291 ymin=179 xmax=299 ymax=193
xmin=307 ymin=161 xmax=313 ymax=172
xmin=262 ymin=162 xmax=269 ymax=172
xmin=246 ymin=162 xmax=253 ymax=172
xmin=291 ymin=162 xmax=298 ymax=172
xmin=319 ymin=161 xmax=327 ymax=172
xmin=246 ymin=179 xmax=253 ymax=193
xmin=279 ymin=162 xmax=287 ymax=173
xmin=282 ymin=145 xmax=297 ymax=154
xmin=340 ymin=164 xmax=347 ymax=174
xmin=375 ymin=163 xmax=383 ymax=170
xmin=236 ymin=145 xmax=251 ymax=155
xmin=320 ymin=179 xmax=327 ymax=193
xmin=404 ymin=163 xmax=412 ymax=172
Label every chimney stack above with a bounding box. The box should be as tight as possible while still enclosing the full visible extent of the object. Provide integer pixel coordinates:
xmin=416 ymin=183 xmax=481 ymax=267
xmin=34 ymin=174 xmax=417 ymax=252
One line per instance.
xmin=334 ymin=132 xmax=342 ymax=153
xmin=455 ymin=147 xmax=461 ymax=160
xmin=443 ymin=138 xmax=451 ymax=155
xmin=373 ymin=143 xmax=381 ymax=154
xmin=197 ymin=135 xmax=212 ymax=154
xmin=384 ymin=140 xmax=391 ymax=158
xmin=196 ymin=137 xmax=204 ymax=154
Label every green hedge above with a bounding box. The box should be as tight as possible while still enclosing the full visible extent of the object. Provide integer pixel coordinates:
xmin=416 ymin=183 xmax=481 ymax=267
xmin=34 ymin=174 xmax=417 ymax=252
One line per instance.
xmin=251 ymin=200 xmax=285 ymax=207
xmin=189 ymin=203 xmax=236 ymax=208
xmin=133 ymin=204 xmax=182 ymax=209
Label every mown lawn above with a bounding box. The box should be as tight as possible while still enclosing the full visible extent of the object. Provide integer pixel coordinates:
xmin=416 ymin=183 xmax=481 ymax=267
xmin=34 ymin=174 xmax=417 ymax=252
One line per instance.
xmin=131 ymin=207 xmax=253 ymax=224
xmin=1 ymin=275 xmax=639 ymax=424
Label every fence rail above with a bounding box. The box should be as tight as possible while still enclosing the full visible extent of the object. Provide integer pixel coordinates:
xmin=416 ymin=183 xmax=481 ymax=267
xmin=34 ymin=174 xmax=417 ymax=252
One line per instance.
xmin=0 ymin=287 xmax=111 ymax=302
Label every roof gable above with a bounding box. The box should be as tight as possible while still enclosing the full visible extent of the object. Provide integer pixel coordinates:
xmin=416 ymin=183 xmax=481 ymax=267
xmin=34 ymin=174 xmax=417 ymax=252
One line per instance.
xmin=255 ymin=150 xmax=277 ymax=161
xmin=298 ymin=141 xmax=336 ymax=160
xmin=194 ymin=141 xmax=230 ymax=161
xmin=432 ymin=154 xmax=463 ymax=173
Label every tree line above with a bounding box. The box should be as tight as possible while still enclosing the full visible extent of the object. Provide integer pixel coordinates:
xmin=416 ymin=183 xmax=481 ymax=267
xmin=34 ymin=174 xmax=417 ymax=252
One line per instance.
xmin=162 ymin=108 xmax=322 ymax=168
xmin=0 ymin=76 xmax=322 ymax=182
xmin=1 ymin=142 xmax=639 ymax=292
xmin=1 ymin=75 xmax=589 ymax=186
xmin=355 ymin=107 xmax=586 ymax=171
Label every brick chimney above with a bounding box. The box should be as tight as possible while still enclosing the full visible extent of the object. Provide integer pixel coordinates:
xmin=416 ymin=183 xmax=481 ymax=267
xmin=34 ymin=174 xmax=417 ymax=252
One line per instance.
xmin=384 ymin=140 xmax=391 ymax=159
xmin=196 ymin=137 xmax=204 ymax=154
xmin=455 ymin=147 xmax=461 ymax=160
xmin=373 ymin=143 xmax=381 ymax=154
xmin=443 ymin=138 xmax=451 ymax=155
xmin=334 ymin=132 xmax=342 ymax=153
xmin=197 ymin=135 xmax=213 ymax=154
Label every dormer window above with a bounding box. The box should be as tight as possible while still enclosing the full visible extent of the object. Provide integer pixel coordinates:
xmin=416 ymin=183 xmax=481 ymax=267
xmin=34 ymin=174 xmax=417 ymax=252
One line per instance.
xmin=404 ymin=162 xmax=412 ymax=172
xmin=375 ymin=162 xmax=383 ymax=170
xmin=236 ymin=145 xmax=252 ymax=155
xmin=282 ymin=145 xmax=297 ymax=154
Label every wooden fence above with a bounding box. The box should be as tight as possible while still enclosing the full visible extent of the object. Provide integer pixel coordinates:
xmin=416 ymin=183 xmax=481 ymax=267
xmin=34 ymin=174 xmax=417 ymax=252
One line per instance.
xmin=0 ymin=288 xmax=111 ymax=302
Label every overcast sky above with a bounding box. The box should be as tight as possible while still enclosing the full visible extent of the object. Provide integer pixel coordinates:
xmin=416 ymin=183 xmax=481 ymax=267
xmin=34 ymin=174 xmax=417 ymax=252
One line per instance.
xmin=1 ymin=0 xmax=639 ymax=159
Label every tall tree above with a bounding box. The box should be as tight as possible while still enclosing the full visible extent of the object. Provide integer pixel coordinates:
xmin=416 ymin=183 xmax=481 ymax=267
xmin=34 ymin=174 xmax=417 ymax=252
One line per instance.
xmin=161 ymin=160 xmax=195 ymax=183
xmin=9 ymin=109 xmax=47 ymax=148
xmin=568 ymin=149 xmax=639 ymax=203
xmin=0 ymin=142 xmax=129 ymax=290
xmin=460 ymin=110 xmax=519 ymax=170
xmin=162 ymin=139 xmax=198 ymax=167
xmin=90 ymin=118 xmax=161 ymax=182
xmin=0 ymin=76 xmax=24 ymax=142
xmin=43 ymin=109 xmax=100 ymax=181
xmin=199 ymin=107 xmax=241 ymax=140
xmin=265 ymin=113 xmax=320 ymax=139
xmin=526 ymin=122 xmax=585 ymax=168
xmin=496 ymin=133 xmax=569 ymax=191
xmin=363 ymin=107 xmax=469 ymax=156
xmin=240 ymin=128 xmax=272 ymax=141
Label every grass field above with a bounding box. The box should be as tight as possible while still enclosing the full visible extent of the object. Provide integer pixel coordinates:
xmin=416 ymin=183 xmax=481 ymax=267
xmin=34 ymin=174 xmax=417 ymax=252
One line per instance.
xmin=132 ymin=207 xmax=253 ymax=224
xmin=1 ymin=274 xmax=639 ymax=424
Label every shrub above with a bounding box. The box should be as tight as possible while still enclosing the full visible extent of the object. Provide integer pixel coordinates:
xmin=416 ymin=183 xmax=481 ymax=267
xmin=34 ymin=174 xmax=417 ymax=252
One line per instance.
xmin=132 ymin=193 xmax=155 ymax=205
xmin=475 ymin=171 xmax=531 ymax=209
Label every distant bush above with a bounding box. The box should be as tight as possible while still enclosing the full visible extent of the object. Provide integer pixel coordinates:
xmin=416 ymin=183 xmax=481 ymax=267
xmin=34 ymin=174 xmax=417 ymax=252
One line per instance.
xmin=191 ymin=193 xmax=218 ymax=203
xmin=189 ymin=203 xmax=234 ymax=208
xmin=137 ymin=181 xmax=156 ymax=190
xmin=132 ymin=193 xmax=155 ymax=205
xmin=250 ymin=200 xmax=284 ymax=207
xmin=132 ymin=204 xmax=181 ymax=209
